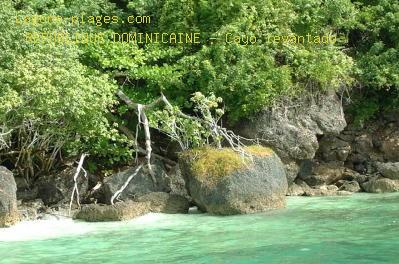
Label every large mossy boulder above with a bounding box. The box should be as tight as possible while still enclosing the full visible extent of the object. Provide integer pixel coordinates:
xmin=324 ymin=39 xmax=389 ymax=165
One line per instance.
xmin=179 ymin=146 xmax=287 ymax=215
xmin=0 ymin=166 xmax=19 ymax=227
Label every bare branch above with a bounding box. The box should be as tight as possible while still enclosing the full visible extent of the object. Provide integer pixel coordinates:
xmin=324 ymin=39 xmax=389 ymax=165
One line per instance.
xmin=69 ymin=154 xmax=88 ymax=216
xmin=110 ymin=164 xmax=143 ymax=205
xmin=116 ymin=90 xmax=252 ymax=158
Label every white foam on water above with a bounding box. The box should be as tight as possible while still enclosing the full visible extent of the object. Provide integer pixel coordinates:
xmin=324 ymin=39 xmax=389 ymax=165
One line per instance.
xmin=0 ymin=218 xmax=96 ymax=242
xmin=0 ymin=213 xmax=172 ymax=242
xmin=131 ymin=213 xmax=166 ymax=225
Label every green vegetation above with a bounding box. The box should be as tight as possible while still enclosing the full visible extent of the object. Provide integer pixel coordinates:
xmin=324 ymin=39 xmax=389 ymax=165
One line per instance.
xmin=0 ymin=0 xmax=397 ymax=177
xmin=348 ymin=0 xmax=399 ymax=124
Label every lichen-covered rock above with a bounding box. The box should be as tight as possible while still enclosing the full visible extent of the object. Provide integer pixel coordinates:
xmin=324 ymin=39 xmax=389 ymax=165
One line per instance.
xmin=338 ymin=181 xmax=361 ymax=193
xmin=341 ymin=168 xmax=369 ymax=184
xmin=135 ymin=192 xmax=189 ymax=214
xmin=179 ymin=146 xmax=287 ymax=215
xmin=36 ymin=167 xmax=89 ymax=206
xmin=236 ymin=95 xmax=346 ymax=161
xmin=18 ymin=199 xmax=46 ymax=221
xmin=102 ymin=160 xmax=170 ymax=204
xmin=286 ymin=179 xmax=313 ymax=196
xmin=318 ymin=135 xmax=351 ymax=162
xmin=303 ymin=184 xmax=352 ymax=196
xmin=375 ymin=162 xmax=399 ymax=180
xmin=303 ymin=188 xmax=352 ymax=197
xmin=286 ymin=183 xmax=303 ymax=196
xmin=168 ymin=165 xmax=191 ymax=201
xmin=362 ymin=178 xmax=399 ymax=193
xmin=380 ymin=131 xmax=399 ymax=162
xmin=0 ymin=166 xmax=19 ymax=227
xmin=74 ymin=201 xmax=150 ymax=222
xmin=284 ymin=161 xmax=299 ymax=185
xmin=300 ymin=162 xmax=345 ymax=186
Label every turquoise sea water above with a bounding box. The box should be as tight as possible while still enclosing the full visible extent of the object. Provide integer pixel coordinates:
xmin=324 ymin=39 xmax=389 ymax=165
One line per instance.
xmin=1 ymin=193 xmax=399 ymax=264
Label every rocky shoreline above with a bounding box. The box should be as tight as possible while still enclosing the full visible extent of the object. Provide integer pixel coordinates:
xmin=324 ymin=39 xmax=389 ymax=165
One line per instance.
xmin=1 ymin=94 xmax=398 ymax=227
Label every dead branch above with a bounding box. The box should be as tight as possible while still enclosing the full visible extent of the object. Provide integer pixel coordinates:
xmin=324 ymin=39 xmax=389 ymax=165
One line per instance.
xmin=107 ymin=113 xmax=176 ymax=165
xmin=117 ymin=90 xmax=251 ymax=158
xmin=110 ymin=164 xmax=143 ymax=205
xmin=69 ymin=154 xmax=88 ymax=216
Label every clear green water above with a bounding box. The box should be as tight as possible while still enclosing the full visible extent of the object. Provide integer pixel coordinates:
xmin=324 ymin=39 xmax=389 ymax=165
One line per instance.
xmin=1 ymin=193 xmax=399 ymax=264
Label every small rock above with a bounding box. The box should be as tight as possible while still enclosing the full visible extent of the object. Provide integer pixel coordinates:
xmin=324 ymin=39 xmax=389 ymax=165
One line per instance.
xmin=353 ymin=134 xmax=374 ymax=154
xmin=341 ymin=169 xmax=368 ymax=184
xmin=362 ymin=178 xmax=399 ymax=193
xmin=74 ymin=201 xmax=150 ymax=222
xmin=286 ymin=183 xmax=305 ymax=196
xmin=304 ymin=189 xmax=351 ymax=196
xmin=302 ymin=162 xmax=345 ymax=186
xmin=36 ymin=167 xmax=89 ymax=206
xmin=135 ymin=192 xmax=189 ymax=214
xmin=284 ymin=161 xmax=300 ymax=185
xmin=381 ymin=133 xmax=399 ymax=162
xmin=318 ymin=135 xmax=351 ymax=162
xmin=375 ymin=162 xmax=399 ymax=180
xmin=14 ymin=177 xmax=29 ymax=190
xmin=326 ymin=185 xmax=339 ymax=191
xmin=168 ymin=165 xmax=191 ymax=201
xmin=102 ymin=160 xmax=170 ymax=204
xmin=338 ymin=181 xmax=361 ymax=192
xmin=18 ymin=199 xmax=46 ymax=221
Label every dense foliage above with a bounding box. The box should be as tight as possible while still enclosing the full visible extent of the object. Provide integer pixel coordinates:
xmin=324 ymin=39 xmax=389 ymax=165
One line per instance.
xmin=347 ymin=0 xmax=399 ymax=124
xmin=0 ymin=0 xmax=397 ymax=177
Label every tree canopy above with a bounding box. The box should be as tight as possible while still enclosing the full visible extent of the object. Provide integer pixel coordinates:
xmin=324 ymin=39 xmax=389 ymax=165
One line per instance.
xmin=0 ymin=0 xmax=397 ymax=176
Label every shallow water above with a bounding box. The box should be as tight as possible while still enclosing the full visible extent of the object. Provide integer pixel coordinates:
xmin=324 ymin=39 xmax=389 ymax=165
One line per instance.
xmin=1 ymin=193 xmax=399 ymax=264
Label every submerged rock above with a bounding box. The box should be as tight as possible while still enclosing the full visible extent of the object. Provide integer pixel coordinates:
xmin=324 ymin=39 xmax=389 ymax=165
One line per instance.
xmin=0 ymin=166 xmax=19 ymax=227
xmin=135 ymin=192 xmax=189 ymax=214
xmin=180 ymin=146 xmax=288 ymax=215
xmin=74 ymin=201 xmax=150 ymax=222
xmin=362 ymin=178 xmax=399 ymax=193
